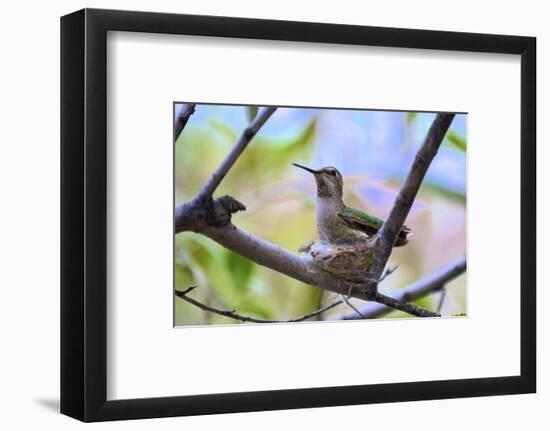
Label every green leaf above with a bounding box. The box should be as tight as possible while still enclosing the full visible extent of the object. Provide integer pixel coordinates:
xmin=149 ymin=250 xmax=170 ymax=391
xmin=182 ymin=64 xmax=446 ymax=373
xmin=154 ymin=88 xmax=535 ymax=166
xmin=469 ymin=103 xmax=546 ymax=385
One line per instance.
xmin=420 ymin=181 xmax=466 ymax=203
xmin=247 ymin=105 xmax=259 ymax=122
xmin=445 ymin=130 xmax=467 ymax=152
xmin=177 ymin=234 xmax=238 ymax=305
xmin=209 ymin=118 xmax=237 ymax=143
xmin=224 ymin=251 xmax=254 ymax=293
xmin=236 ymin=301 xmax=276 ymax=320
xmin=269 ymin=119 xmax=317 ymax=153
xmin=406 ymin=112 xmax=418 ymax=125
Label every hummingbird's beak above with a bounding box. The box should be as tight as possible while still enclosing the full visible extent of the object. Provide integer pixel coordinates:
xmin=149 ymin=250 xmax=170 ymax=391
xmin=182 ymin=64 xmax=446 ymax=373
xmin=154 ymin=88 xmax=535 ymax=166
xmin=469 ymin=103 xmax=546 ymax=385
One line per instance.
xmin=292 ymin=163 xmax=319 ymax=175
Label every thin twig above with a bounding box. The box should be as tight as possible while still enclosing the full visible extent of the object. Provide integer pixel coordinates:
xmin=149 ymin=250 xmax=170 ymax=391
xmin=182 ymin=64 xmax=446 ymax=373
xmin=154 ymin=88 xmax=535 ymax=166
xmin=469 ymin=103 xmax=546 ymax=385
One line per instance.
xmin=175 ymin=286 xmax=344 ymax=323
xmin=340 ymin=295 xmax=366 ymax=319
xmin=174 ymin=103 xmax=196 ymax=142
xmin=340 ymin=255 xmax=467 ymax=320
xmin=195 ymin=106 xmax=277 ymax=202
xmin=364 ymin=113 xmax=456 ymax=297
xmin=379 ymin=265 xmax=399 ymax=283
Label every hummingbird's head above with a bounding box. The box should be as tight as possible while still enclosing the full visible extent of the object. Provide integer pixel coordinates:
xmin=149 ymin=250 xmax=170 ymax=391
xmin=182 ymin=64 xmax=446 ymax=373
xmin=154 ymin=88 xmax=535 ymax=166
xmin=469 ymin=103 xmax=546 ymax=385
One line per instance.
xmin=292 ymin=163 xmax=344 ymax=199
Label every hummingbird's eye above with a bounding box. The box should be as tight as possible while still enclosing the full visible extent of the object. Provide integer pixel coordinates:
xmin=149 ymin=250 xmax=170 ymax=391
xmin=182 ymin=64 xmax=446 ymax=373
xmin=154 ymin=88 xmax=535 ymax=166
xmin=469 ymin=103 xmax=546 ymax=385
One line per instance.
xmin=327 ymin=169 xmax=337 ymax=176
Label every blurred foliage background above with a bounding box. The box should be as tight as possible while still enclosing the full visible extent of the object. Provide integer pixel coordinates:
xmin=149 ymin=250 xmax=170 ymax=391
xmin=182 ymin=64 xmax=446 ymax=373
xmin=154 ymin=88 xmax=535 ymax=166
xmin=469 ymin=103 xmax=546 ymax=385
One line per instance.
xmin=174 ymin=104 xmax=467 ymax=326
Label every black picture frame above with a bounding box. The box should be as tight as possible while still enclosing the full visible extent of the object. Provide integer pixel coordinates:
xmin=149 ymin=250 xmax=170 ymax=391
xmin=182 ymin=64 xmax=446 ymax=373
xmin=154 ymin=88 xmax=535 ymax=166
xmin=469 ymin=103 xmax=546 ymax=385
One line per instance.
xmin=61 ymin=8 xmax=536 ymax=422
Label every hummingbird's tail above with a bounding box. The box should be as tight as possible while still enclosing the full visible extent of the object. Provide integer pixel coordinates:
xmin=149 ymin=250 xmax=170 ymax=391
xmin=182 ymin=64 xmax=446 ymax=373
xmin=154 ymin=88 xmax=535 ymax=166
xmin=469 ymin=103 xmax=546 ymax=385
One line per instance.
xmin=395 ymin=225 xmax=412 ymax=247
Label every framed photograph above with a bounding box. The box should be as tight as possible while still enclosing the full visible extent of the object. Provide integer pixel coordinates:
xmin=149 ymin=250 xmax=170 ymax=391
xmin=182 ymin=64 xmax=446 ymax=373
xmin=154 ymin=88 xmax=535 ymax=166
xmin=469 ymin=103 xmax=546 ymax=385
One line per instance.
xmin=61 ymin=8 xmax=536 ymax=422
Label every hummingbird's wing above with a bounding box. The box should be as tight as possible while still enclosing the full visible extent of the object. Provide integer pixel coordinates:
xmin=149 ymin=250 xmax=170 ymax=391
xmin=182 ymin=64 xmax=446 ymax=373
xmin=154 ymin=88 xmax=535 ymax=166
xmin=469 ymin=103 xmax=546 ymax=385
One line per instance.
xmin=338 ymin=206 xmax=411 ymax=247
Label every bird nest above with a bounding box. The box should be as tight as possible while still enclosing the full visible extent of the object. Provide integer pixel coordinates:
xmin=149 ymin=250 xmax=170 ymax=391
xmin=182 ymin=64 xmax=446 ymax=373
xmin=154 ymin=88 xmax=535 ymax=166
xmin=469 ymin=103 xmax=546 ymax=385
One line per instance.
xmin=301 ymin=239 xmax=377 ymax=276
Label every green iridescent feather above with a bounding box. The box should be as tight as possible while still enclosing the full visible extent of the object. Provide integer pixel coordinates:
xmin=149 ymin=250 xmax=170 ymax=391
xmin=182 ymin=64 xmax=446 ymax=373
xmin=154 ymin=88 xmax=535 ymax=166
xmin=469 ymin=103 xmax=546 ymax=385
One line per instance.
xmin=337 ymin=206 xmax=411 ymax=247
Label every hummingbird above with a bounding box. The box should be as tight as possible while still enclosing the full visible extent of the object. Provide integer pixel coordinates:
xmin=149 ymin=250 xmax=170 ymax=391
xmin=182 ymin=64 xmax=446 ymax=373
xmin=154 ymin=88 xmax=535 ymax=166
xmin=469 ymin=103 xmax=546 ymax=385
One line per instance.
xmin=293 ymin=163 xmax=411 ymax=247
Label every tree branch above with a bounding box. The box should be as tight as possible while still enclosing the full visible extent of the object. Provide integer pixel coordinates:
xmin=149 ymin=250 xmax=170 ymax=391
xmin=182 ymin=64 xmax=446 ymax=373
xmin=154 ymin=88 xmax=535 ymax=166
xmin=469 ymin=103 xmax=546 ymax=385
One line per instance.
xmin=199 ymin=223 xmax=374 ymax=301
xmin=195 ymin=106 xmax=277 ymax=203
xmin=363 ymin=113 xmax=456 ymax=297
xmin=175 ymin=286 xmax=344 ymax=323
xmin=340 ymin=255 xmax=467 ymax=320
xmin=373 ymin=292 xmax=440 ymax=317
xmin=174 ymin=103 xmax=196 ymax=142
